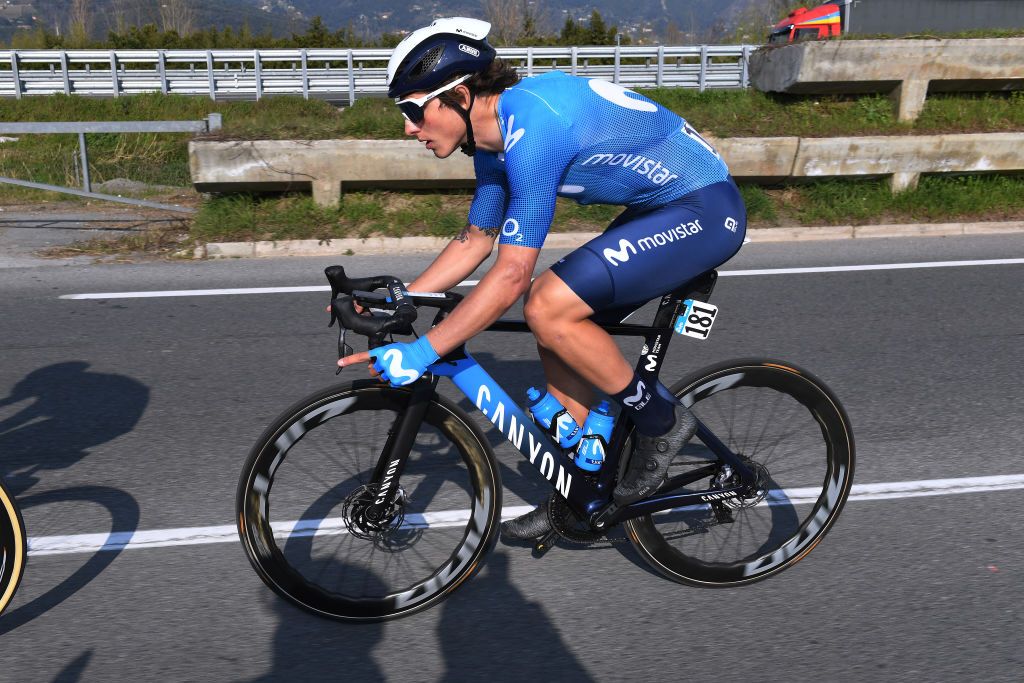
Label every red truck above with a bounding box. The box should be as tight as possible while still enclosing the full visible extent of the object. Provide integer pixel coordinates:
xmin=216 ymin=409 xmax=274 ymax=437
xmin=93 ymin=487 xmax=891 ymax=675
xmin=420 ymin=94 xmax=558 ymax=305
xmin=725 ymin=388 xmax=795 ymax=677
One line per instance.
xmin=768 ymin=3 xmax=843 ymax=44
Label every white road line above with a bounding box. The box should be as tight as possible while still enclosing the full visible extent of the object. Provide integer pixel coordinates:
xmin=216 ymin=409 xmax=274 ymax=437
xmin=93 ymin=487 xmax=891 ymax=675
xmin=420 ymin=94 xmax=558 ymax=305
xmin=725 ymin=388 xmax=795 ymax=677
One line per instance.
xmin=59 ymin=258 xmax=1024 ymax=300
xmin=26 ymin=473 xmax=1024 ymax=557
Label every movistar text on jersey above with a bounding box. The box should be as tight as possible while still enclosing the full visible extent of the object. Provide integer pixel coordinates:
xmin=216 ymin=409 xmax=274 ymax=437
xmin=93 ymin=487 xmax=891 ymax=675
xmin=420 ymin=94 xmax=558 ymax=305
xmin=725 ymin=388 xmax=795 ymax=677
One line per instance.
xmin=581 ymin=153 xmax=679 ymax=186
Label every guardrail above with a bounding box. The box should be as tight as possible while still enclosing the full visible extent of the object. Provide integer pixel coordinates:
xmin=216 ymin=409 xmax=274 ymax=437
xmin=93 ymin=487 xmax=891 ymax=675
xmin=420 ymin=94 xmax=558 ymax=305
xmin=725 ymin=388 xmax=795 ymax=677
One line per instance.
xmin=0 ymin=115 xmax=222 ymax=212
xmin=0 ymin=45 xmax=755 ymax=102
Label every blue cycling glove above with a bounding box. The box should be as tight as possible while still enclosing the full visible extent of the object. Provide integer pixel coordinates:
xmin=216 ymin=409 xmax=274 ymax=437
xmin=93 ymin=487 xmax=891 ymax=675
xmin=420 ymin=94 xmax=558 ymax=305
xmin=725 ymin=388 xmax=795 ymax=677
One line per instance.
xmin=368 ymin=336 xmax=440 ymax=387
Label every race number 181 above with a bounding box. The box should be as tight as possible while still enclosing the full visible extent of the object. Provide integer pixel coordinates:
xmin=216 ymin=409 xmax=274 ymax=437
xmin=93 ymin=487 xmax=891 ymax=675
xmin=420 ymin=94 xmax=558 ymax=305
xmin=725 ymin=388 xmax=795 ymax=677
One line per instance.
xmin=674 ymin=299 xmax=718 ymax=340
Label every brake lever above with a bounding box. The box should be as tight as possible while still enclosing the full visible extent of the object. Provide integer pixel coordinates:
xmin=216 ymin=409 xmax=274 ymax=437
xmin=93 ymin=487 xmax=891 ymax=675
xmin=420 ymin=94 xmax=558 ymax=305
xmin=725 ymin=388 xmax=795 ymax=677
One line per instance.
xmin=335 ymin=327 xmax=355 ymax=375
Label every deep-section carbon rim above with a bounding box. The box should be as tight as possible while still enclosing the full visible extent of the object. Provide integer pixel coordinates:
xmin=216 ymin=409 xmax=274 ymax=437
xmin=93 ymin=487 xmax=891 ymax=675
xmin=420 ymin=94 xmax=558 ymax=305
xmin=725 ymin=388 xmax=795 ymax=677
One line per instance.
xmin=237 ymin=382 xmax=501 ymax=621
xmin=626 ymin=359 xmax=855 ymax=587
xmin=0 ymin=478 xmax=27 ymax=615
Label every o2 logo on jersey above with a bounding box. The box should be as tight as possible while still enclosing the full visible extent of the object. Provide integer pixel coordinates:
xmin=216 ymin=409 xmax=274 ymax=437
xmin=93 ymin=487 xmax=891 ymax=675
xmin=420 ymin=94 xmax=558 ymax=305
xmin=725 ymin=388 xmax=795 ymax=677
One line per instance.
xmin=588 ymin=79 xmax=658 ymax=113
xmin=501 ymin=218 xmax=523 ymax=242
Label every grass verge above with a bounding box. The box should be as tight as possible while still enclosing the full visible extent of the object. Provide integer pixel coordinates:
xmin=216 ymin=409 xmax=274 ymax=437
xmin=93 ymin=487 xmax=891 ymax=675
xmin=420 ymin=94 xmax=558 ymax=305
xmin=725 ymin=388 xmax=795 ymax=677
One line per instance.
xmin=184 ymin=174 xmax=1024 ymax=244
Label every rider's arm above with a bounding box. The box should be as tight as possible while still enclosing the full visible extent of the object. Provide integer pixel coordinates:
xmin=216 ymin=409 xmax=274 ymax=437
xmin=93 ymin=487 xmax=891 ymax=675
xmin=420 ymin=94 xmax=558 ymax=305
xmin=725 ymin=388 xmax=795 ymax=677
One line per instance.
xmin=407 ymin=223 xmax=498 ymax=293
xmin=423 ymin=243 xmax=539 ymax=356
xmin=409 ymin=152 xmax=507 ymax=293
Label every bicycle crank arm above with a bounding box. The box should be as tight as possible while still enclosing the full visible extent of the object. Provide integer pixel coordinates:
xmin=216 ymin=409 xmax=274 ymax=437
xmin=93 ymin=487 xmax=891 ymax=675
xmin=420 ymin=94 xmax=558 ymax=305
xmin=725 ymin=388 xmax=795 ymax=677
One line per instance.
xmin=532 ymin=530 xmax=558 ymax=557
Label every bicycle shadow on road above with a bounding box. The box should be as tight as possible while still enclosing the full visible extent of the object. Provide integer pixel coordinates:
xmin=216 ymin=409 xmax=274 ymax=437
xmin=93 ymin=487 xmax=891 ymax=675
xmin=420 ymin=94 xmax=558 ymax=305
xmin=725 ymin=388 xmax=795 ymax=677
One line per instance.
xmin=0 ymin=361 xmax=145 ymax=634
xmin=244 ymin=562 xmax=387 ymax=680
xmin=0 ymin=361 xmax=149 ymax=495
xmin=436 ymin=550 xmax=596 ymax=682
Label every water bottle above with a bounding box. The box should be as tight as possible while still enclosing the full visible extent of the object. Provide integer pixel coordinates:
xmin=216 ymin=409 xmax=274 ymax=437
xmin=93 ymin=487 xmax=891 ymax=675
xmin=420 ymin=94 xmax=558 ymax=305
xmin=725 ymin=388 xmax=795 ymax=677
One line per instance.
xmin=525 ymin=386 xmax=582 ymax=450
xmin=574 ymin=400 xmax=615 ymax=472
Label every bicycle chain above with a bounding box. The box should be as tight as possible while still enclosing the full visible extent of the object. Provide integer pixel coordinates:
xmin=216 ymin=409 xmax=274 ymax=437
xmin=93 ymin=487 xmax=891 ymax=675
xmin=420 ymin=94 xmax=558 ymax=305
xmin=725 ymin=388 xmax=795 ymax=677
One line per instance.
xmin=546 ymin=460 xmax=753 ymax=546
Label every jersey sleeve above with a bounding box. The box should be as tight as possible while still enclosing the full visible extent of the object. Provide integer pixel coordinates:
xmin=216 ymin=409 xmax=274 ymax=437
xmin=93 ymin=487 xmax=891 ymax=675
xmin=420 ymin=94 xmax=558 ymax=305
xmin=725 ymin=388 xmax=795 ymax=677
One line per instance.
xmin=497 ymin=90 xmax=580 ymax=249
xmin=467 ymin=152 xmax=507 ymax=230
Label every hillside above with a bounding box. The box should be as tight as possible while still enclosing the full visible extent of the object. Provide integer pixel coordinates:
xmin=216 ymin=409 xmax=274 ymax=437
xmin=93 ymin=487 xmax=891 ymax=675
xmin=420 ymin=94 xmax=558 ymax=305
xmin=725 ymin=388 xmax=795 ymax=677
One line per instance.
xmin=1 ymin=0 xmax=775 ymax=46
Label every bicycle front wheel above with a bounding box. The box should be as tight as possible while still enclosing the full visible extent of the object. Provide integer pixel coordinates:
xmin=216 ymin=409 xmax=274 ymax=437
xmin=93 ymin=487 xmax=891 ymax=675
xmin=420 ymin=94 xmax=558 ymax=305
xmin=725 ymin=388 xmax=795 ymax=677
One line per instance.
xmin=237 ymin=380 xmax=502 ymax=621
xmin=0 ymin=478 xmax=27 ymax=615
xmin=626 ymin=359 xmax=854 ymax=587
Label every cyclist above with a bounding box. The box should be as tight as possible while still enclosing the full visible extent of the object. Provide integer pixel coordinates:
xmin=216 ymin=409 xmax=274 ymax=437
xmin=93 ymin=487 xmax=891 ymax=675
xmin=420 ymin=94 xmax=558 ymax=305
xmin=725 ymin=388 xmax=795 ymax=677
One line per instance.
xmin=339 ymin=17 xmax=747 ymax=540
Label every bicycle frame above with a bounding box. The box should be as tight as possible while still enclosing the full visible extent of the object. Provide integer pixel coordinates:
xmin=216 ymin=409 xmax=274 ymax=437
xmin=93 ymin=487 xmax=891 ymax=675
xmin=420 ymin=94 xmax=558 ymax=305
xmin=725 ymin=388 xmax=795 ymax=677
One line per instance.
xmin=362 ymin=270 xmax=759 ymax=531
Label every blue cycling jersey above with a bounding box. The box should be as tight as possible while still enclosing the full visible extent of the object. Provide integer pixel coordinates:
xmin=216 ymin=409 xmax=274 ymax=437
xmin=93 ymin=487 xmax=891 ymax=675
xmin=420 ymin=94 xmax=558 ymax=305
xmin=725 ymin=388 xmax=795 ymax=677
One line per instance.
xmin=467 ymin=71 xmax=731 ymax=250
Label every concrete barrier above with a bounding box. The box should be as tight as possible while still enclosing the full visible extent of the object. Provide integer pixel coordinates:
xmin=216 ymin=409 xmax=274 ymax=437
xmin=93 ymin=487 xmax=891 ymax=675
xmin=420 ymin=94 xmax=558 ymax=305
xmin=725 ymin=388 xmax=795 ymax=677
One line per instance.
xmin=750 ymin=38 xmax=1024 ymax=120
xmin=189 ymin=140 xmax=475 ymax=207
xmin=191 ymin=131 xmax=1024 ymax=202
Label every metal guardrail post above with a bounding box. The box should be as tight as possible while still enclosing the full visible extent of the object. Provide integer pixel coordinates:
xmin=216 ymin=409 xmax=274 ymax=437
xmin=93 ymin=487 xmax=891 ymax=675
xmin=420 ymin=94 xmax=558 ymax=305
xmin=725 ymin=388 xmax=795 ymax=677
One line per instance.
xmin=347 ymin=50 xmax=355 ymax=104
xmin=78 ymin=133 xmax=91 ymax=192
xmin=207 ymin=113 xmax=222 ymax=132
xmin=60 ymin=51 xmax=70 ymax=94
xmin=657 ymin=46 xmax=664 ymax=87
xmin=110 ymin=51 xmax=119 ymax=97
xmin=254 ymin=50 xmax=263 ymax=100
xmin=11 ymin=51 xmax=21 ymax=99
xmin=741 ymin=45 xmax=751 ymax=88
xmin=158 ymin=50 xmax=168 ymax=94
xmin=206 ymin=52 xmax=216 ymax=101
xmin=301 ymin=49 xmax=309 ymax=100
xmin=571 ymin=46 xmax=578 ymax=76
xmin=614 ymin=45 xmax=620 ymax=83
xmin=699 ymin=45 xmax=708 ymax=92
xmin=527 ymin=47 xmax=533 ymax=76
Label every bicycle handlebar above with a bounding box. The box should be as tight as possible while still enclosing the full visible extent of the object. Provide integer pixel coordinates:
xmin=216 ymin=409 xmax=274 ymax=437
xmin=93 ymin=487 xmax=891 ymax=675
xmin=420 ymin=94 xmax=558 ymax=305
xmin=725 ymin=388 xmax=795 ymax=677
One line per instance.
xmin=325 ymin=265 xmax=417 ymax=344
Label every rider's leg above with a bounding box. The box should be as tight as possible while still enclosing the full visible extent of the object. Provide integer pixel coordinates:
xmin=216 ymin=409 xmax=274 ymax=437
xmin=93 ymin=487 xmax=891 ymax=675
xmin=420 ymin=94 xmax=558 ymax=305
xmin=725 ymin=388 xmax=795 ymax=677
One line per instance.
xmin=536 ymin=344 xmax=593 ymax=427
xmin=502 ymin=275 xmax=690 ymax=541
xmin=505 ymin=181 xmax=747 ymax=538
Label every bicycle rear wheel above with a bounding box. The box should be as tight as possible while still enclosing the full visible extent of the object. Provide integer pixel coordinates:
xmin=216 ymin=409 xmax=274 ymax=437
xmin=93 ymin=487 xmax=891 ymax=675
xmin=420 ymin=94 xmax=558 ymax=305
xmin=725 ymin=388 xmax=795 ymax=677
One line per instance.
xmin=0 ymin=478 xmax=27 ymax=615
xmin=626 ymin=359 xmax=854 ymax=586
xmin=237 ymin=380 xmax=502 ymax=621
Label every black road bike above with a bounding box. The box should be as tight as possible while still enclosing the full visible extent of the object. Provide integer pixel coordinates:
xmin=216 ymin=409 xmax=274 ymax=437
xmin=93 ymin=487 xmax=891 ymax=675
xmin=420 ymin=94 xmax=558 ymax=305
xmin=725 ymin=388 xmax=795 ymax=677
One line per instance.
xmin=0 ymin=477 xmax=27 ymax=616
xmin=237 ymin=266 xmax=855 ymax=621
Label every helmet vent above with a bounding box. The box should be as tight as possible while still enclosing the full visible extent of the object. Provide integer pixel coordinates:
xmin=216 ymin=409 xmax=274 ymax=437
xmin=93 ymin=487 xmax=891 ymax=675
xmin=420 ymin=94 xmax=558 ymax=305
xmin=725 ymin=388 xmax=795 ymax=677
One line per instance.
xmin=412 ymin=45 xmax=445 ymax=78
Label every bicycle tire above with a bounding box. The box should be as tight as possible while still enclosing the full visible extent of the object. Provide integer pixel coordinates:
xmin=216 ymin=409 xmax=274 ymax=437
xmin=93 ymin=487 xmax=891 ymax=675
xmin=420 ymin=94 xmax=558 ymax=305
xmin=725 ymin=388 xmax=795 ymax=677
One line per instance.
xmin=237 ymin=380 xmax=502 ymax=621
xmin=625 ymin=358 xmax=854 ymax=587
xmin=0 ymin=478 xmax=27 ymax=615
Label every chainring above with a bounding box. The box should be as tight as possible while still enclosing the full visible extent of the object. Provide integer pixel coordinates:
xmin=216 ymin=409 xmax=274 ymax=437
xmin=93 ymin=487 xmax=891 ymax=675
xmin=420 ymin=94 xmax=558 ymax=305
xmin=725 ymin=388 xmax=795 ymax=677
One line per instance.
xmin=546 ymin=495 xmax=608 ymax=544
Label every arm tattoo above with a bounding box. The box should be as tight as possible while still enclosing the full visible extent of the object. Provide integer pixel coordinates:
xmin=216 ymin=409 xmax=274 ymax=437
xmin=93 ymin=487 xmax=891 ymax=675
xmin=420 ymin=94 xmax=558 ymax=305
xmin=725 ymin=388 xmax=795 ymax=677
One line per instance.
xmin=454 ymin=224 xmax=500 ymax=243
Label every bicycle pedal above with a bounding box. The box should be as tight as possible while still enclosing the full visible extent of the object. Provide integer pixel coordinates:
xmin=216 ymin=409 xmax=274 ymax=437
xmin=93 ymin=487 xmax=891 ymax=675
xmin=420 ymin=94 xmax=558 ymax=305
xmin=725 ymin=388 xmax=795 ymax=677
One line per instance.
xmin=532 ymin=530 xmax=558 ymax=557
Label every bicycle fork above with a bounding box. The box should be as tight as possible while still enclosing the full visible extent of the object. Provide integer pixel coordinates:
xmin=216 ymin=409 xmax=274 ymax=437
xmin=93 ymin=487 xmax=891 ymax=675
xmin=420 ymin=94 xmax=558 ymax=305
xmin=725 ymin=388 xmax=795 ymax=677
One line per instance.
xmin=362 ymin=378 xmax=437 ymax=524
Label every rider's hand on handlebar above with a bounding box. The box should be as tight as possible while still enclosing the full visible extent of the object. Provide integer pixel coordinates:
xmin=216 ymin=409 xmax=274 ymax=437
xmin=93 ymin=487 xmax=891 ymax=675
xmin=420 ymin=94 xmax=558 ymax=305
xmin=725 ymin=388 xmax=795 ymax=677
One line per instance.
xmin=338 ymin=336 xmax=439 ymax=386
xmin=325 ymin=302 xmax=367 ymax=315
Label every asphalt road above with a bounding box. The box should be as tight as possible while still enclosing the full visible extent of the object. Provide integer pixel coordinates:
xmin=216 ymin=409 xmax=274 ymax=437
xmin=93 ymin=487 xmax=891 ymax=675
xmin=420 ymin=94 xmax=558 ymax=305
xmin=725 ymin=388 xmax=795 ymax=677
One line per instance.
xmin=1 ymin=233 xmax=1022 ymax=681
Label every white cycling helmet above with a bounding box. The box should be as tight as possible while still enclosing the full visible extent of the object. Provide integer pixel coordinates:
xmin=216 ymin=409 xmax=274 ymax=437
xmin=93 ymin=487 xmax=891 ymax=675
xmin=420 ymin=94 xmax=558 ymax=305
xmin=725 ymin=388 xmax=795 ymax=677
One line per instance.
xmin=386 ymin=17 xmax=495 ymax=99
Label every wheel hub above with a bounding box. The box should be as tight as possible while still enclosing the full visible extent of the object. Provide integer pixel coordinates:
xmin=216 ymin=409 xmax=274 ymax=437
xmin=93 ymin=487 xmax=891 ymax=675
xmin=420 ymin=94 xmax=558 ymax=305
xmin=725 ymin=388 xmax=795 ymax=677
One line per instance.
xmin=712 ymin=457 xmax=770 ymax=509
xmin=342 ymin=484 xmax=407 ymax=541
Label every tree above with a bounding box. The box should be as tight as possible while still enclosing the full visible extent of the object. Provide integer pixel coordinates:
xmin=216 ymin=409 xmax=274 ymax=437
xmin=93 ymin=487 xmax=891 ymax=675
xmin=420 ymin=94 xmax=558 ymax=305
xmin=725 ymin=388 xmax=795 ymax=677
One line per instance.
xmin=559 ymin=10 xmax=622 ymax=46
xmin=159 ymin=0 xmax=196 ymax=38
xmin=69 ymin=0 xmax=92 ymax=47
